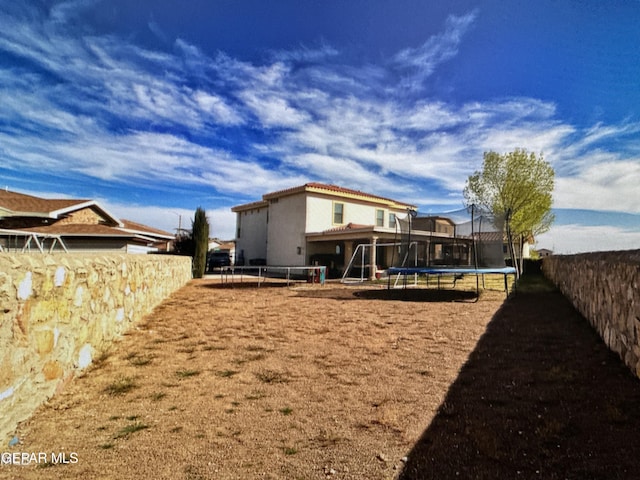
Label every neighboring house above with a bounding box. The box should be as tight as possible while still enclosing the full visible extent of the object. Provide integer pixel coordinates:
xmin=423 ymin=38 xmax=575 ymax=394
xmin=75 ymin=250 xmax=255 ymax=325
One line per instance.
xmin=232 ymin=183 xmax=416 ymax=276
xmin=0 ymin=190 xmax=173 ymax=253
xmin=118 ymin=219 xmax=175 ymax=253
xmin=214 ymin=241 xmax=236 ymax=263
xmin=208 ymin=238 xmax=236 ymax=265
xmin=536 ymin=248 xmax=553 ymax=257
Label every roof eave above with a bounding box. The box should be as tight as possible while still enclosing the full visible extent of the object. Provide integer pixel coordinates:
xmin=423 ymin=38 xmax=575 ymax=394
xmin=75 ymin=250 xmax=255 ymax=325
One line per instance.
xmin=264 ymin=184 xmax=415 ymax=209
xmin=118 ymin=228 xmax=174 ymax=240
xmin=306 ymin=226 xmax=395 ymax=238
xmin=50 ymin=200 xmax=124 ymax=227
xmin=231 ymin=200 xmax=269 ymax=212
xmin=0 ymin=211 xmax=59 ymax=219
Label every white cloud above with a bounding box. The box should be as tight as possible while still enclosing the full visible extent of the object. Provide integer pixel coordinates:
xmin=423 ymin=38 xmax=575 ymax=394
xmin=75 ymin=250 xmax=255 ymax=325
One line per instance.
xmin=193 ymin=90 xmax=244 ymax=125
xmin=554 ymin=160 xmax=640 ymax=213
xmin=107 ymin=203 xmax=237 ymax=240
xmin=199 ymin=160 xmax=308 ymax=195
xmin=284 ymin=153 xmax=381 ymax=188
xmin=536 ymin=224 xmax=640 ymax=254
xmin=269 ymin=43 xmax=340 ymax=63
xmin=393 ymin=10 xmax=478 ymax=90
xmin=240 ymin=90 xmax=310 ymax=127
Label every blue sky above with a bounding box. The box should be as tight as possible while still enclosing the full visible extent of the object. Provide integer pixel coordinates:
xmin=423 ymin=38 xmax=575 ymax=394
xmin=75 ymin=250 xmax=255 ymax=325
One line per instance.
xmin=1 ymin=0 xmax=639 ymax=253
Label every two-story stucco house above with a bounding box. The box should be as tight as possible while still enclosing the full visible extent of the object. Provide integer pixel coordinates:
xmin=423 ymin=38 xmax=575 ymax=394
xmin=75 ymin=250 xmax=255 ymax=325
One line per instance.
xmin=231 ymin=183 xmax=416 ymax=277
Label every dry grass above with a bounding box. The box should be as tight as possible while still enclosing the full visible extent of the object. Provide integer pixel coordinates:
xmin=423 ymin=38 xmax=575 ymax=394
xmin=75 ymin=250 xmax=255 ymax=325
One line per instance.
xmin=13 ymin=279 xmax=507 ymax=479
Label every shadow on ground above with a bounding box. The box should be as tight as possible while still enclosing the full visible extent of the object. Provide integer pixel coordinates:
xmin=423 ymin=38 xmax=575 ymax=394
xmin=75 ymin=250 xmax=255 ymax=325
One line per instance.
xmin=202 ymin=282 xmax=483 ymax=301
xmin=200 ymin=281 xmax=292 ymax=289
xmin=353 ymin=289 xmax=478 ymax=302
xmin=293 ymin=287 xmax=479 ymax=302
xmin=399 ymin=284 xmax=640 ymax=479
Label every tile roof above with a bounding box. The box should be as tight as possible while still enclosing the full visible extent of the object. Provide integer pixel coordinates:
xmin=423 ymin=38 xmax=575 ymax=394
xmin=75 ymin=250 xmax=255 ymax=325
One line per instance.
xmin=263 ymin=182 xmax=414 ymax=208
xmin=474 ymin=231 xmax=508 ymax=242
xmin=230 ymin=199 xmax=269 ymax=212
xmin=230 ymin=183 xmax=416 ymax=212
xmin=322 ymin=222 xmax=372 ymax=233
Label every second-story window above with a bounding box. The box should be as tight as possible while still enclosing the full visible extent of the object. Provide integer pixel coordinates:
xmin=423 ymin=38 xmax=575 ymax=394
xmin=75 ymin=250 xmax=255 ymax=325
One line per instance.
xmin=389 ymin=212 xmax=396 ymax=228
xmin=376 ymin=209 xmax=384 ymax=227
xmin=333 ymin=202 xmax=344 ymax=224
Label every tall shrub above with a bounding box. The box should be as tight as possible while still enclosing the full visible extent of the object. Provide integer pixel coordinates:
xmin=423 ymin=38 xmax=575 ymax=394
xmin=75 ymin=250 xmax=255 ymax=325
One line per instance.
xmin=192 ymin=207 xmax=209 ymax=278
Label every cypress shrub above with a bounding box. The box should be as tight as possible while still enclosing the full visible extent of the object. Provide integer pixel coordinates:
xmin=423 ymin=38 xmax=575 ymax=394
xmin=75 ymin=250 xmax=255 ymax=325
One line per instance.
xmin=192 ymin=207 xmax=209 ymax=278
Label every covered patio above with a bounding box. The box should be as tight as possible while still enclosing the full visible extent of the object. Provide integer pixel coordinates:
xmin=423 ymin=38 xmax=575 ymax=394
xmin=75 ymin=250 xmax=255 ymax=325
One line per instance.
xmin=305 ymin=223 xmax=466 ymax=280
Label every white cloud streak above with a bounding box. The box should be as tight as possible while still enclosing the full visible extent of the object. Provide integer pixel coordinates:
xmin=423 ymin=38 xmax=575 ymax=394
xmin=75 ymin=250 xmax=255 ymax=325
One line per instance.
xmin=393 ymin=10 xmax=478 ymax=91
xmin=105 ymin=202 xmax=237 ymax=240
xmin=554 ymin=160 xmax=640 ymax=213
xmin=536 ymin=224 xmax=640 ymax=254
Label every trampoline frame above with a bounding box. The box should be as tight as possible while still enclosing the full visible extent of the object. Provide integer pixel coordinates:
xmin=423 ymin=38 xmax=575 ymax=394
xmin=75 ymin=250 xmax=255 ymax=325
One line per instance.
xmin=388 ymin=266 xmax=517 ymax=296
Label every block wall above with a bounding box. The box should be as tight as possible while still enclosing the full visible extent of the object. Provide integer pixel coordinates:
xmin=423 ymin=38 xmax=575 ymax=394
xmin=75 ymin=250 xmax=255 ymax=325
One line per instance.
xmin=542 ymin=250 xmax=640 ymax=377
xmin=0 ymin=253 xmax=192 ymax=442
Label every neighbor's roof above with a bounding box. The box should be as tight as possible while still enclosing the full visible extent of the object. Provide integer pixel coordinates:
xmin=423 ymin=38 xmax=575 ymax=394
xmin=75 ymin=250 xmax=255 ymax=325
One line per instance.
xmin=0 ymin=190 xmax=89 ymax=216
xmin=216 ymin=241 xmax=235 ymax=250
xmin=18 ymin=223 xmax=134 ymax=237
xmin=119 ymin=219 xmax=174 ymax=239
xmin=233 ymin=183 xmax=416 ymax=211
xmin=0 ymin=190 xmax=174 ymax=242
xmin=0 ymin=189 xmax=122 ymax=226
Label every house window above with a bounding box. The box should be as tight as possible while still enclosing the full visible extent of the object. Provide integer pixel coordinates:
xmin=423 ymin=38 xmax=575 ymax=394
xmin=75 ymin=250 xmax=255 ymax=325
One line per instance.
xmin=333 ymin=202 xmax=344 ymax=224
xmin=376 ymin=209 xmax=384 ymax=227
xmin=389 ymin=213 xmax=396 ymax=228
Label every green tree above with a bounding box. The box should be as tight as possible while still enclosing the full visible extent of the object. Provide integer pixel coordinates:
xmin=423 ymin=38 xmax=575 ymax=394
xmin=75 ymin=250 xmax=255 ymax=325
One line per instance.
xmin=463 ymin=149 xmax=555 ymax=276
xmin=191 ymin=207 xmax=209 ymax=279
xmin=173 ymin=229 xmax=194 ymax=256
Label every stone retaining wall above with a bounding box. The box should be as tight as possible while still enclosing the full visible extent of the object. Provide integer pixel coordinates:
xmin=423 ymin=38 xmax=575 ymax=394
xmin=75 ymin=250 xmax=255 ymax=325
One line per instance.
xmin=542 ymin=250 xmax=640 ymax=378
xmin=0 ymin=253 xmax=192 ymax=443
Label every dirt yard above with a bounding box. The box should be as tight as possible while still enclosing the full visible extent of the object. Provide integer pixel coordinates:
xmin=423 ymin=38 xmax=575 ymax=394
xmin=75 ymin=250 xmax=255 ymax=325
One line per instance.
xmin=8 ymin=277 xmax=640 ymax=479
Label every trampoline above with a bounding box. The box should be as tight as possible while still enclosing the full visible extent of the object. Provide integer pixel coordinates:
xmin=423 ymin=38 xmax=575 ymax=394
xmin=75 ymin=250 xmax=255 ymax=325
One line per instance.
xmin=388 ymin=266 xmax=517 ymax=295
xmin=388 ymin=206 xmax=517 ymax=296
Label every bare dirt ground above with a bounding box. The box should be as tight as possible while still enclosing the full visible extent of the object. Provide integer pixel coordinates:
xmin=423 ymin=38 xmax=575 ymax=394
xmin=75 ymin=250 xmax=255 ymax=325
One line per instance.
xmin=7 ymin=275 xmax=640 ymax=480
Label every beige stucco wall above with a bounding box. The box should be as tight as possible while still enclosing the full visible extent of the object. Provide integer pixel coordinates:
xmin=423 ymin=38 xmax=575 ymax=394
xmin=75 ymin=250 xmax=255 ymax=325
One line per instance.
xmin=268 ymin=194 xmax=307 ymax=266
xmin=306 ymin=194 xmax=402 ymax=232
xmin=235 ymin=207 xmax=268 ymax=264
xmin=542 ymin=250 xmax=640 ymax=378
xmin=0 ymin=253 xmax=192 ymax=443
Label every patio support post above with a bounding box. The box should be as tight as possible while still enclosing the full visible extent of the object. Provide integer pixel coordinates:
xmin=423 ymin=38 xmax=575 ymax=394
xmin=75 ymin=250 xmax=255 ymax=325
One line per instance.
xmin=370 ymin=236 xmax=378 ymax=280
xmin=343 ymin=242 xmax=353 ymax=272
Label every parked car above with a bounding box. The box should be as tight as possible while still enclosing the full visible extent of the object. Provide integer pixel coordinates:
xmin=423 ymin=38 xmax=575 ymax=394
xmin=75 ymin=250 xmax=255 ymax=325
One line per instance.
xmin=207 ymin=251 xmax=231 ymax=271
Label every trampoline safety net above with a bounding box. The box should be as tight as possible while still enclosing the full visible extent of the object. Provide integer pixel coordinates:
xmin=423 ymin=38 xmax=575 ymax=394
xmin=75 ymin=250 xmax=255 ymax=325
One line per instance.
xmin=393 ymin=206 xmax=511 ymax=270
